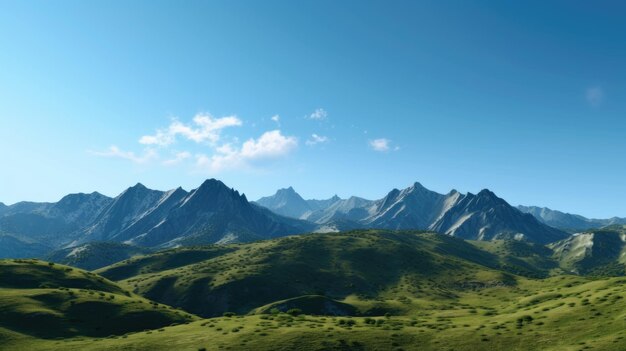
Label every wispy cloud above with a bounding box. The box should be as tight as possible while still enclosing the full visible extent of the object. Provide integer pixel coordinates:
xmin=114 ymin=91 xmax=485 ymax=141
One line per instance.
xmin=93 ymin=112 xmax=302 ymax=173
xmin=162 ymin=151 xmax=191 ymax=166
xmin=369 ymin=138 xmax=393 ymax=152
xmin=586 ymin=86 xmax=604 ymax=106
xmin=308 ymin=108 xmax=328 ymax=120
xmin=306 ymin=133 xmax=329 ymax=146
xmin=139 ymin=113 xmax=242 ymax=146
xmin=90 ymin=146 xmax=158 ymax=164
xmin=270 ymin=115 xmax=280 ymax=125
xmin=196 ymin=130 xmax=298 ymax=172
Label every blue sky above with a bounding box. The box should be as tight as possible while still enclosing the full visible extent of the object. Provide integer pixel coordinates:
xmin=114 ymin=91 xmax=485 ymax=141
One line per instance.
xmin=1 ymin=1 xmax=625 ymax=218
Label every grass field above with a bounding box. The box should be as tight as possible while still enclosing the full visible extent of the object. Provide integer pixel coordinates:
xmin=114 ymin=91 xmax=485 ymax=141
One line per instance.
xmin=3 ymin=230 xmax=626 ymax=350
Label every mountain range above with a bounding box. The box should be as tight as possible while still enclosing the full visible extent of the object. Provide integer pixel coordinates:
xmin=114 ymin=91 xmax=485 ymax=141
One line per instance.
xmin=3 ymin=178 xmax=624 ymax=260
xmin=517 ymin=205 xmax=626 ymax=231
xmin=0 ymin=179 xmax=313 ymax=258
xmin=256 ymin=182 xmax=568 ymax=244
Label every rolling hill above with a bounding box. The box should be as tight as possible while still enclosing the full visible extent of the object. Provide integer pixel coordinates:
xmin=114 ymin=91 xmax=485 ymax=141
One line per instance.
xmin=0 ymin=259 xmax=196 ymax=343
xmin=5 ymin=230 xmax=626 ymax=350
xmin=97 ymin=230 xmax=560 ymax=318
xmin=549 ymin=225 xmax=626 ymax=276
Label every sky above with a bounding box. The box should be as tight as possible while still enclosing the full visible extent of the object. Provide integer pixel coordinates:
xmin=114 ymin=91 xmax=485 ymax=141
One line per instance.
xmin=0 ymin=1 xmax=625 ymax=218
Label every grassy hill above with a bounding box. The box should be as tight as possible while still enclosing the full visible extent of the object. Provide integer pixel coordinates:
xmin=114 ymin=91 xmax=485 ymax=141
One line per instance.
xmin=470 ymin=239 xmax=560 ymax=278
xmin=4 ymin=230 xmax=626 ymax=350
xmin=6 ymin=274 xmax=626 ymax=350
xmin=550 ymin=225 xmax=626 ymax=276
xmin=98 ymin=230 xmax=522 ymax=317
xmin=0 ymin=259 xmax=196 ymax=344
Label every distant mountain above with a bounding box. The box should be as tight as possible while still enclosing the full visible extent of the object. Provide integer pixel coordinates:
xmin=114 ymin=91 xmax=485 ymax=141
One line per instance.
xmin=0 ymin=180 xmax=315 ymax=258
xmin=0 ymin=234 xmax=51 ymax=259
xmin=123 ymin=179 xmax=315 ymax=247
xmin=364 ymin=182 xmax=458 ymax=229
xmin=306 ymin=194 xmax=341 ymax=212
xmin=518 ymin=205 xmax=626 ymax=231
xmin=45 ymin=242 xmax=151 ymax=270
xmin=258 ymin=183 xmax=569 ymax=244
xmin=255 ymin=187 xmax=313 ymax=218
xmin=303 ymin=196 xmax=375 ymax=224
xmin=255 ymin=187 xmax=341 ymax=219
xmin=76 ymin=184 xmax=187 ymax=244
xmin=430 ymin=190 xmax=568 ymax=244
xmin=76 ymin=184 xmax=166 ymax=242
xmin=0 ymin=192 xmax=112 ymax=246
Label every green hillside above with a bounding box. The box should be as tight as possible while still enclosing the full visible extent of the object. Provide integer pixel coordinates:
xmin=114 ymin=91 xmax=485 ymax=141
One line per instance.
xmin=99 ymin=230 xmax=521 ymax=317
xmin=550 ymin=225 xmax=626 ymax=276
xmin=4 ymin=230 xmax=626 ymax=350
xmin=0 ymin=259 xmax=196 ymax=344
xmin=470 ymin=239 xmax=560 ymax=278
xmin=6 ymin=273 xmax=626 ymax=350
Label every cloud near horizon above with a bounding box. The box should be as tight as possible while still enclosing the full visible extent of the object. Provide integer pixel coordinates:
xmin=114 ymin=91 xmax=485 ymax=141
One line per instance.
xmin=139 ymin=113 xmax=242 ymax=146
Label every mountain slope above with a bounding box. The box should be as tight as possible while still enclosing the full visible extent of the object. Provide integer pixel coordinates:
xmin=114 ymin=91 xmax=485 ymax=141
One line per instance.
xmin=306 ymin=194 xmax=341 ymax=211
xmin=430 ymin=189 xmax=568 ymax=244
xmin=0 ymin=234 xmax=52 ymax=259
xmin=76 ymin=183 xmax=169 ymax=243
xmin=255 ymin=187 xmax=343 ymax=219
xmin=549 ymin=225 xmax=626 ymax=275
xmin=303 ymin=196 xmax=375 ymax=223
xmin=0 ymin=180 xmax=315 ymax=255
xmin=261 ymin=182 xmax=570 ymax=244
xmin=0 ymin=192 xmax=112 ymax=247
xmin=125 ymin=179 xmax=315 ymax=247
xmin=364 ymin=183 xmax=459 ymax=229
xmin=45 ymin=242 xmax=151 ymax=270
xmin=255 ymin=187 xmax=313 ymax=218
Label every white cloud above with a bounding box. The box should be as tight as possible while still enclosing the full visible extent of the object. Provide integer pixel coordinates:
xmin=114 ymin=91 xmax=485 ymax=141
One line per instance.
xmin=91 ymin=146 xmax=158 ymax=164
xmin=94 ymin=111 xmax=301 ymax=173
xmin=139 ymin=113 xmax=242 ymax=146
xmin=369 ymin=138 xmax=391 ymax=152
xmin=240 ymin=130 xmax=297 ymax=158
xmin=196 ymin=130 xmax=298 ymax=172
xmin=162 ymin=151 xmax=191 ymax=166
xmin=308 ymin=108 xmax=328 ymax=120
xmin=306 ymin=133 xmax=329 ymax=146
xmin=586 ymin=86 xmax=604 ymax=106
